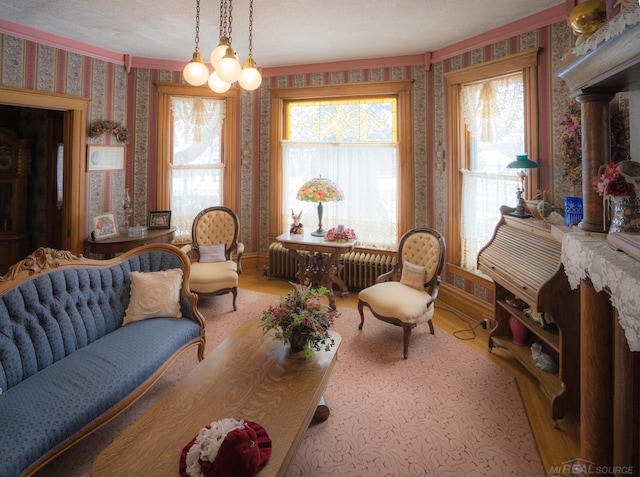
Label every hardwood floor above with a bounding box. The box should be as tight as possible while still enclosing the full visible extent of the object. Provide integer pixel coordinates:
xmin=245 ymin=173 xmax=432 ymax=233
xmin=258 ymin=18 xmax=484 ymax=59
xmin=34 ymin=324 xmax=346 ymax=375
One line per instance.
xmin=239 ymin=269 xmax=580 ymax=476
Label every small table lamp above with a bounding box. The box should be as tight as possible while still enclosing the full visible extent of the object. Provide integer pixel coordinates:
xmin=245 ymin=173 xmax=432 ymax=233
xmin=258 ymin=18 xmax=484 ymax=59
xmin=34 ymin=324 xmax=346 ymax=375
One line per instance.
xmin=296 ymin=177 xmax=344 ymax=236
xmin=506 ymin=154 xmax=539 ymax=218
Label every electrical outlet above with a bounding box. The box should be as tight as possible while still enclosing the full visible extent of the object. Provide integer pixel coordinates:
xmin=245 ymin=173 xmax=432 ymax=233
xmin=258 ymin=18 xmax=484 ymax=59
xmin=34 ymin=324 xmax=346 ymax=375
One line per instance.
xmin=481 ymin=318 xmax=490 ymax=330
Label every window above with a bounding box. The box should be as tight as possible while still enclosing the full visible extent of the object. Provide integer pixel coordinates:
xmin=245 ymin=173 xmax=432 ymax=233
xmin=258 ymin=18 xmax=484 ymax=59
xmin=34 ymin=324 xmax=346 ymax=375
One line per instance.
xmin=169 ymin=96 xmax=225 ymax=238
xmin=283 ymin=98 xmax=398 ymax=247
xmin=460 ymin=73 xmax=524 ymax=270
xmin=445 ymin=49 xmax=539 ymax=271
xmin=156 ymin=83 xmax=238 ymax=240
xmin=270 ymin=81 xmax=414 ymax=248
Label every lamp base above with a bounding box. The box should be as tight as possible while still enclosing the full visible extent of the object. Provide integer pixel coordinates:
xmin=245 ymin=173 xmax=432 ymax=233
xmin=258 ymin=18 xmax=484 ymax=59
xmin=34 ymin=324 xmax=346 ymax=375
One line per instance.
xmin=311 ymin=228 xmax=327 ymax=237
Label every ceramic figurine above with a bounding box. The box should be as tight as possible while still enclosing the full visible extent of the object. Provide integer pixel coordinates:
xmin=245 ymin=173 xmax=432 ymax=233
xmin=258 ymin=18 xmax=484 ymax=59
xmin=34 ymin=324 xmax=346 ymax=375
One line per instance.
xmin=289 ymin=210 xmax=304 ymax=235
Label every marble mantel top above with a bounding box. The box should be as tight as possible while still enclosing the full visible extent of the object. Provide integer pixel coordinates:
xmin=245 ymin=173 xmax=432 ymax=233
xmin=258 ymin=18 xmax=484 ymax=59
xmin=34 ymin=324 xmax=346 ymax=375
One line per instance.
xmin=561 ymin=231 xmax=640 ymax=352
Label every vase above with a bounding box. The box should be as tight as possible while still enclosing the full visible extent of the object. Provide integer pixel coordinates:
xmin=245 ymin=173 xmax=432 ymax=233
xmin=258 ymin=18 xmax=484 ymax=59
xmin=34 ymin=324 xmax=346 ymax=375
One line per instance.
xmin=564 ymin=197 xmax=583 ymax=227
xmin=289 ymin=331 xmax=308 ymax=353
xmin=609 ymin=196 xmax=640 ymax=234
xmin=509 ymin=316 xmax=529 ymax=346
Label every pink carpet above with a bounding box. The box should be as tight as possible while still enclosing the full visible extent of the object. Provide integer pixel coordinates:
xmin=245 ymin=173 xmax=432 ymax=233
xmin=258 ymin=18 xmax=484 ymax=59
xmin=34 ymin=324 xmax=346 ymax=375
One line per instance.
xmin=36 ymin=290 xmax=543 ymax=476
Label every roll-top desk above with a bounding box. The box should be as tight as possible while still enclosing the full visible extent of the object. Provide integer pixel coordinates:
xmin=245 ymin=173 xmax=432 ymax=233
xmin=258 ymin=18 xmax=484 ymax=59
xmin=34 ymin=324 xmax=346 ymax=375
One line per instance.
xmin=477 ymin=213 xmax=580 ymax=423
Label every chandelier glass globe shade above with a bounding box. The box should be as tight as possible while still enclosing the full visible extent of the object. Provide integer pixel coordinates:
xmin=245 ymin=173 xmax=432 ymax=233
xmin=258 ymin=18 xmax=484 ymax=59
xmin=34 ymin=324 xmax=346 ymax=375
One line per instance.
xmin=183 ymin=57 xmax=210 ymax=86
xmin=217 ymin=48 xmax=242 ymax=83
xmin=238 ymin=62 xmax=262 ymax=90
xmin=208 ymin=71 xmax=231 ymax=94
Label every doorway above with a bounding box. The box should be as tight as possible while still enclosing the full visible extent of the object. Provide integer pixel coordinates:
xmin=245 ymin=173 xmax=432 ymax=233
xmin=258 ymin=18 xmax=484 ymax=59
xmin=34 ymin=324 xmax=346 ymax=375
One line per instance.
xmin=0 ymin=85 xmax=89 ymax=264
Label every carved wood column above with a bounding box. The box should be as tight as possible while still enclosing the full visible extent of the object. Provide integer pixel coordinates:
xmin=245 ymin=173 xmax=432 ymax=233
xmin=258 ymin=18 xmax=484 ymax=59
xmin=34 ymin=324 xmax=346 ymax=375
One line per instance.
xmin=576 ymin=92 xmax=616 ymax=232
xmin=580 ymin=278 xmax=614 ymax=470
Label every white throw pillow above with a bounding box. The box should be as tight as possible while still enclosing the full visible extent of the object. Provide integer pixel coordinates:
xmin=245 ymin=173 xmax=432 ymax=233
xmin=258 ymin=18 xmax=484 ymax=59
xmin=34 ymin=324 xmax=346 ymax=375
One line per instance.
xmin=400 ymin=261 xmax=426 ymax=290
xmin=198 ymin=244 xmax=227 ymax=263
xmin=123 ymin=269 xmax=183 ymax=325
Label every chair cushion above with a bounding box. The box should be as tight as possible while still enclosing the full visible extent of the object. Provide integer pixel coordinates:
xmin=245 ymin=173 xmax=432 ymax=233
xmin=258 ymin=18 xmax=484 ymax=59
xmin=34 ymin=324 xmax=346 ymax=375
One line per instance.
xmin=189 ymin=261 xmax=238 ymax=294
xmin=123 ymin=269 xmax=183 ymax=325
xmin=359 ymin=281 xmax=434 ymax=324
xmin=199 ymin=244 xmax=227 ymax=263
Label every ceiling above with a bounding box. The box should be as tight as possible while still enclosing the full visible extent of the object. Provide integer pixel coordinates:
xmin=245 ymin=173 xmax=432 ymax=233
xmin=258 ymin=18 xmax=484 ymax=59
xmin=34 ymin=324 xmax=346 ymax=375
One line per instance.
xmin=0 ymin=0 xmax=564 ymax=69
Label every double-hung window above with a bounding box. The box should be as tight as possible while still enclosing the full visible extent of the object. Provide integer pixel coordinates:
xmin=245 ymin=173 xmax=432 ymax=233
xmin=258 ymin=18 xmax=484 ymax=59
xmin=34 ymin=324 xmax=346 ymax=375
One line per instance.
xmin=270 ymin=81 xmax=414 ymax=249
xmin=459 ymin=73 xmax=524 ymax=270
xmin=156 ymin=83 xmax=238 ymax=241
xmin=282 ymin=98 xmax=398 ymax=247
xmin=169 ymin=96 xmax=225 ymax=238
xmin=445 ymin=49 xmax=539 ymax=273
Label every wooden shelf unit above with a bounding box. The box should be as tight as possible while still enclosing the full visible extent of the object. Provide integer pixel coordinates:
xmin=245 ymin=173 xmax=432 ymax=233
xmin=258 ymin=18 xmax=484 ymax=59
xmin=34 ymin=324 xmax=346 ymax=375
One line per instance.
xmin=477 ymin=214 xmax=580 ymax=422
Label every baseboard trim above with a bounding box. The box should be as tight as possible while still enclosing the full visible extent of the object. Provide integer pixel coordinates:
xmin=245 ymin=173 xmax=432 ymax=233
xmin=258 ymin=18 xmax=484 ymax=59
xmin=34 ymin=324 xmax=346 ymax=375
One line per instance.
xmin=439 ymin=282 xmax=494 ymax=323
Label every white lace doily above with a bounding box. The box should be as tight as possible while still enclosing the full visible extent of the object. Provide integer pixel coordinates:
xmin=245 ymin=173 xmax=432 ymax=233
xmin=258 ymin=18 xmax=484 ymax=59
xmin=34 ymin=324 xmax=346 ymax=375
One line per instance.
xmin=562 ymin=232 xmax=640 ymax=351
xmin=573 ymin=3 xmax=640 ymax=56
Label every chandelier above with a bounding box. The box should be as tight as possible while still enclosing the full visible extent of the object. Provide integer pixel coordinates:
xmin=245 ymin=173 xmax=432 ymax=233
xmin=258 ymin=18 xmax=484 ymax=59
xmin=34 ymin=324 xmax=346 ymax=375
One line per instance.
xmin=183 ymin=0 xmax=262 ymax=92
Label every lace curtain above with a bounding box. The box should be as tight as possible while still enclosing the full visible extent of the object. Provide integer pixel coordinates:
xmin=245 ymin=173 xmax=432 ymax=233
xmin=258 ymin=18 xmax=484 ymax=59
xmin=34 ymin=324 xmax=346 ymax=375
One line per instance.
xmin=171 ymin=97 xmax=225 ymax=143
xmin=282 ymin=141 xmax=398 ymax=248
xmin=460 ymin=73 xmax=523 ymax=144
xmin=170 ymin=97 xmax=225 ymax=239
xmin=461 ymin=170 xmax=519 ymax=271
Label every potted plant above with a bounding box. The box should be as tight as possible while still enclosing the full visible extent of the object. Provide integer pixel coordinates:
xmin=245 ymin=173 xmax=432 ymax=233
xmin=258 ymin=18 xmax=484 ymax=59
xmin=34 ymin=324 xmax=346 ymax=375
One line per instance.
xmin=593 ymin=160 xmax=640 ymax=233
xmin=259 ymin=282 xmax=339 ymax=357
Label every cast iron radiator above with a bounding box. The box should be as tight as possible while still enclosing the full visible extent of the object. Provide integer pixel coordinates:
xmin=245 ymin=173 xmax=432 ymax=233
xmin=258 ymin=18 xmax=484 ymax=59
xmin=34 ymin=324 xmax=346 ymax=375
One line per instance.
xmin=266 ymin=242 xmax=395 ymax=290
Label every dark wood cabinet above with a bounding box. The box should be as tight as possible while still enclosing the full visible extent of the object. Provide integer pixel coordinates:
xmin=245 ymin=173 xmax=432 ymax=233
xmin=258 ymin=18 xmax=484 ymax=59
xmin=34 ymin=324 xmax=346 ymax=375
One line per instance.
xmin=0 ymin=128 xmax=32 ymax=276
xmin=477 ymin=213 xmax=580 ymax=423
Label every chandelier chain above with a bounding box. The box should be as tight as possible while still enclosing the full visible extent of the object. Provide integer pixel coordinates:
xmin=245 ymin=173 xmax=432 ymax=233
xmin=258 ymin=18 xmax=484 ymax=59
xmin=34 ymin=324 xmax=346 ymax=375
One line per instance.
xmin=227 ymin=0 xmax=233 ymax=44
xmin=247 ymin=0 xmax=253 ymax=58
xmin=194 ymin=0 xmax=201 ymax=52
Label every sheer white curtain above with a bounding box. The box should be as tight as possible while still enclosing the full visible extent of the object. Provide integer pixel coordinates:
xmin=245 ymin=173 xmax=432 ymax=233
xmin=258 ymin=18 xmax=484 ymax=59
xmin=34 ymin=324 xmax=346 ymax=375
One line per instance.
xmin=460 ymin=74 xmax=524 ymax=145
xmin=459 ymin=73 xmax=525 ymax=271
xmin=283 ymin=142 xmax=398 ymax=247
xmin=461 ymin=170 xmax=520 ymax=271
xmin=170 ymin=97 xmax=226 ymax=239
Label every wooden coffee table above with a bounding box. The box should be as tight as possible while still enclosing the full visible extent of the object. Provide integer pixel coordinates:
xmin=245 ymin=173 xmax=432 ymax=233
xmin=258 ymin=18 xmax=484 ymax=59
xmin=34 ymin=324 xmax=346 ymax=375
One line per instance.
xmin=91 ymin=319 xmax=341 ymax=477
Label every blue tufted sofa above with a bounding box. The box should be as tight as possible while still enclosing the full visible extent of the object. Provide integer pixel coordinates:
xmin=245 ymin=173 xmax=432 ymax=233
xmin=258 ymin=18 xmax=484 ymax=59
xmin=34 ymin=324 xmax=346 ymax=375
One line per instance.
xmin=0 ymin=244 xmax=206 ymax=477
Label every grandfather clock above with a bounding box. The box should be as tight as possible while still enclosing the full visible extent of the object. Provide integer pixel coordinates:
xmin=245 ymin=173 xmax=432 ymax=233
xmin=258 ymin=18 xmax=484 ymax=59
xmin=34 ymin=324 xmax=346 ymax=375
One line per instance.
xmin=0 ymin=128 xmax=32 ymax=276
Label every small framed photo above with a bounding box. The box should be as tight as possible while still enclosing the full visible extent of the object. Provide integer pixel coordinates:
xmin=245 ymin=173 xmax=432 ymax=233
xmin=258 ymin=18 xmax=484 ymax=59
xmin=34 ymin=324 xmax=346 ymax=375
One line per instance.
xmin=147 ymin=210 xmax=171 ymax=229
xmin=92 ymin=213 xmax=119 ymax=241
xmin=87 ymin=145 xmax=125 ymax=171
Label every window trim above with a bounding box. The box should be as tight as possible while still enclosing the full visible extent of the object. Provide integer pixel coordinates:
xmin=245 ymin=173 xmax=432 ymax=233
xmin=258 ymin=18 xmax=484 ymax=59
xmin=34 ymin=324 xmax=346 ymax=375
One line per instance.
xmin=268 ymin=80 xmax=414 ymax=243
xmin=155 ymin=83 xmax=238 ymax=212
xmin=444 ymin=48 xmax=539 ymax=265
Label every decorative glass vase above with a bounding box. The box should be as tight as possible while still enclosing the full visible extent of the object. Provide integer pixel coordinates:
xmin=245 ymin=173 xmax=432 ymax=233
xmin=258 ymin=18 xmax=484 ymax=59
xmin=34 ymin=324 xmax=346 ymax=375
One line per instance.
xmin=609 ymin=195 xmax=640 ymax=234
xmin=564 ymin=196 xmax=583 ymax=227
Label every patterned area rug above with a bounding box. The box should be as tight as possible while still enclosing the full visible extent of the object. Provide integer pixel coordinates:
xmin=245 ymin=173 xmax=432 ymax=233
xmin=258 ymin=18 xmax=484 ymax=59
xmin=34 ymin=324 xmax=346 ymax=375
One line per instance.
xmin=36 ymin=289 xmax=543 ymax=476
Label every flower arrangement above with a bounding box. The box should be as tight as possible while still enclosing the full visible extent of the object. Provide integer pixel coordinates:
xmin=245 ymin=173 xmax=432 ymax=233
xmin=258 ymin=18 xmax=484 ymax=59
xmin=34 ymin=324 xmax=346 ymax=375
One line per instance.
xmin=259 ymin=283 xmax=338 ymax=357
xmin=325 ymin=225 xmax=356 ymax=243
xmin=89 ymin=120 xmax=130 ymax=144
xmin=593 ymin=162 xmax=639 ymax=197
xmin=560 ymin=108 xmax=582 ymax=194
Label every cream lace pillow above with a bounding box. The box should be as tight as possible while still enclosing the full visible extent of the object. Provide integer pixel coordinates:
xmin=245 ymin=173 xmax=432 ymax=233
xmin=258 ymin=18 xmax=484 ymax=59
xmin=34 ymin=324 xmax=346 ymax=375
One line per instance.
xmin=123 ymin=269 xmax=183 ymax=325
xmin=400 ymin=261 xmax=426 ymax=290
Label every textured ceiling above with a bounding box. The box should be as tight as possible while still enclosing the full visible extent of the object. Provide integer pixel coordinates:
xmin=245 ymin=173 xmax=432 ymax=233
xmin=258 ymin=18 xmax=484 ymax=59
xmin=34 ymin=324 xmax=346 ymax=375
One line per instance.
xmin=0 ymin=0 xmax=564 ymax=68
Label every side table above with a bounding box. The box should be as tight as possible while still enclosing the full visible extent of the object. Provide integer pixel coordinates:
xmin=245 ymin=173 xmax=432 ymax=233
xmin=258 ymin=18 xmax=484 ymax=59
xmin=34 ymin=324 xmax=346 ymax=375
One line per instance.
xmin=276 ymin=232 xmax=357 ymax=309
xmin=87 ymin=227 xmax=176 ymax=259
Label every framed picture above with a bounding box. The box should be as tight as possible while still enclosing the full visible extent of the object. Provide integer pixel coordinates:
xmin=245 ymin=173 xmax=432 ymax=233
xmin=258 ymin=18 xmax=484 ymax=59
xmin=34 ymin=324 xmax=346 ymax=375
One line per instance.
xmin=147 ymin=210 xmax=171 ymax=229
xmin=92 ymin=213 xmax=119 ymax=240
xmin=87 ymin=145 xmax=125 ymax=171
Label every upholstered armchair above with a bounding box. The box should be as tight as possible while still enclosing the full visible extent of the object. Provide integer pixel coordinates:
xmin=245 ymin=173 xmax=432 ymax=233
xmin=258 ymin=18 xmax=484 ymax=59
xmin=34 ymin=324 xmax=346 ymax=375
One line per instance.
xmin=357 ymin=227 xmax=446 ymax=358
xmin=181 ymin=206 xmax=244 ymax=311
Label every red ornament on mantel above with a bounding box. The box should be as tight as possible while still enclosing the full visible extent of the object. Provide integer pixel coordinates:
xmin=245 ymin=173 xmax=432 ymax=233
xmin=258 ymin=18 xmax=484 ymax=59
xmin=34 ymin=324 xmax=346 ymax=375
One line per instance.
xmin=606 ymin=0 xmax=621 ymax=20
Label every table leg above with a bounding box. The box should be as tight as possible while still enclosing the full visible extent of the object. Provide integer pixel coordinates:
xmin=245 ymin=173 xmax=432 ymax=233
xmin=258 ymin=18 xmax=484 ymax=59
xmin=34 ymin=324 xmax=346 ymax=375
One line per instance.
xmin=313 ymin=395 xmax=330 ymax=422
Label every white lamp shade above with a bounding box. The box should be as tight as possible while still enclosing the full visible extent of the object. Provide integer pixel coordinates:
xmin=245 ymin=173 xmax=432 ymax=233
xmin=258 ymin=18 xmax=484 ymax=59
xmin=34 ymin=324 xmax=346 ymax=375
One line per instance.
xmin=217 ymin=48 xmax=242 ymax=83
xmin=208 ymin=71 xmax=231 ymax=93
xmin=183 ymin=59 xmax=210 ymax=86
xmin=238 ymin=61 xmax=262 ymax=90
